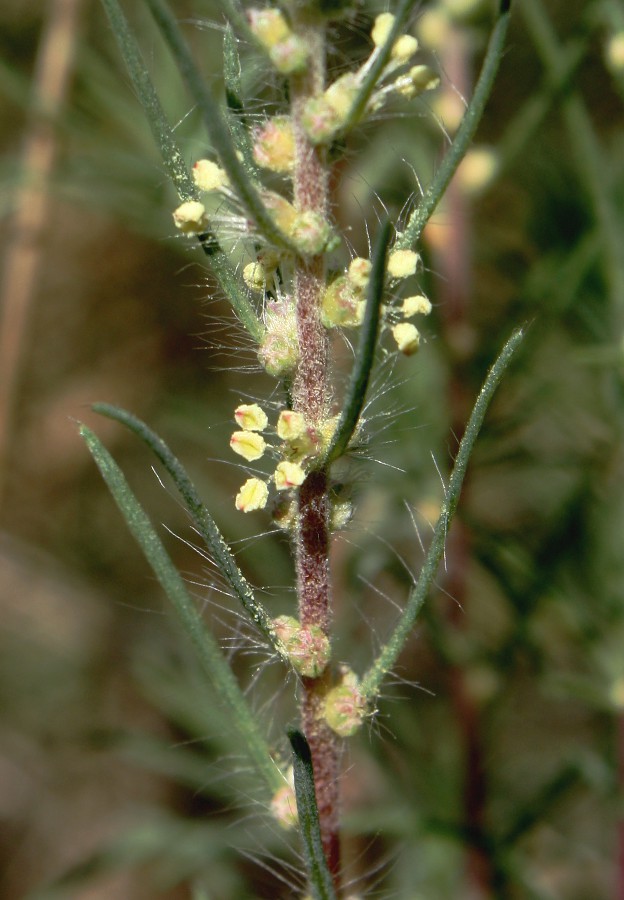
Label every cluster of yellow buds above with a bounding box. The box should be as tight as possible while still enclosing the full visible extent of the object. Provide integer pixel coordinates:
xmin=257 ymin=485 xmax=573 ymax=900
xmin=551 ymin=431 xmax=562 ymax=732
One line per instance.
xmin=321 ymin=257 xmax=371 ymax=329
xmin=247 ymin=7 xmax=308 ymax=74
xmin=231 ymin=403 xmax=340 ymax=514
xmin=300 ymin=12 xmax=439 ymax=145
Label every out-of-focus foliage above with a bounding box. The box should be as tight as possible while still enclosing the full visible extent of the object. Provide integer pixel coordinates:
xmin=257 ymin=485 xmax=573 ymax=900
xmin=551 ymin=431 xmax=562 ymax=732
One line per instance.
xmin=1 ymin=0 xmax=623 ymax=897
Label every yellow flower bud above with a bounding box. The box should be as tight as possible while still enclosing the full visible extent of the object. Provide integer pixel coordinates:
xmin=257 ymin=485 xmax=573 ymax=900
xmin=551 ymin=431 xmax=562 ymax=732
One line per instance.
xmin=253 ymin=116 xmax=295 ymax=173
xmin=230 ymin=431 xmax=267 ymax=461
xmin=243 ymin=262 xmax=268 ymax=293
xmin=391 ymin=34 xmax=418 ymax=62
xmin=248 ymin=8 xmax=291 ymax=48
xmin=402 ymin=295 xmax=432 ymax=317
xmin=234 ymin=404 xmax=268 ymax=432
xmin=371 ymin=12 xmax=395 ymax=47
xmin=392 ymin=322 xmax=421 ymax=355
xmin=272 ymin=615 xmax=331 ymax=677
xmin=172 ymin=200 xmax=208 ymax=234
xmin=274 ymin=461 xmax=306 ymax=490
xmin=347 ymin=257 xmax=372 ymax=289
xmin=192 ymin=159 xmax=229 ymax=191
xmin=388 ymin=249 xmax=419 ymax=278
xmin=323 ymin=669 xmax=366 ymax=737
xmin=277 ymin=410 xmax=306 ymax=441
xmin=235 ymin=477 xmax=269 ymax=512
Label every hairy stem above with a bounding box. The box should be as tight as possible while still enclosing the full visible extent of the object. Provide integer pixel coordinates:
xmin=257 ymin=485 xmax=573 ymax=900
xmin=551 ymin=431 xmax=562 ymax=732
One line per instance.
xmin=289 ymin=15 xmax=340 ymax=888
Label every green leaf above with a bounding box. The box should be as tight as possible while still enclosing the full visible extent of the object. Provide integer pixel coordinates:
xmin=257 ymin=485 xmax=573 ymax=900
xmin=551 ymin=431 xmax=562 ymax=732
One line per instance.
xmin=360 ymin=326 xmax=526 ymax=703
xmin=80 ymin=424 xmax=283 ymax=795
xmin=98 ymin=0 xmax=264 ymax=341
xmin=91 ymin=403 xmax=286 ymax=661
xmin=288 ymin=730 xmax=337 ymax=900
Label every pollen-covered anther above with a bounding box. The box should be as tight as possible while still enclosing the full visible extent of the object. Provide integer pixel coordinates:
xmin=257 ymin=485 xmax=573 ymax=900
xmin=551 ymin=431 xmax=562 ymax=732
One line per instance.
xmin=347 ymin=257 xmax=372 ymax=290
xmin=391 ymin=33 xmax=419 ymax=63
xmin=270 ymin=768 xmax=298 ymax=829
xmin=274 ymin=461 xmax=305 ymax=491
xmin=230 ymin=430 xmax=267 ymax=461
xmin=272 ymin=615 xmax=331 ymax=678
xmin=253 ymin=116 xmax=295 ymax=173
xmin=192 ymin=159 xmax=229 ymax=192
xmin=402 ymin=295 xmax=432 ymax=318
xmin=302 ymin=73 xmax=358 ymax=144
xmin=371 ymin=12 xmax=395 ymax=47
xmin=172 ymin=200 xmax=208 ymax=234
xmin=234 ymin=403 xmax=268 ymax=432
xmin=235 ymin=477 xmax=269 ymax=513
xmin=387 ymin=248 xmax=420 ymax=279
xmin=277 ymin=410 xmax=306 ymax=441
xmin=395 ymin=65 xmax=441 ymax=99
xmin=243 ymin=262 xmax=268 ymax=293
xmin=323 ymin=670 xmax=366 ymax=737
xmin=392 ymin=322 xmax=421 ymax=355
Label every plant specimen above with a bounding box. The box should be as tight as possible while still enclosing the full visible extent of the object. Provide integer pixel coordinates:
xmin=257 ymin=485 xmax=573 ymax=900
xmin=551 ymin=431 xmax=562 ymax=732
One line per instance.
xmin=80 ymin=0 xmax=517 ymax=896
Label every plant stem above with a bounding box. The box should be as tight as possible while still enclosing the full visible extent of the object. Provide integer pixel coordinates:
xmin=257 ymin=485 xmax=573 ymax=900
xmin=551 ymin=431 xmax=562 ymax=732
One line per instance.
xmin=289 ymin=15 xmax=341 ymax=888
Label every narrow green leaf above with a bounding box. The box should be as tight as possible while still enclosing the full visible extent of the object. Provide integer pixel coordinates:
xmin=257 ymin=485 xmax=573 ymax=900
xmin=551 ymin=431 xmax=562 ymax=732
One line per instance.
xmin=360 ymin=327 xmax=525 ymax=702
xmin=80 ymin=424 xmax=283 ymax=795
xmin=91 ymin=403 xmax=287 ymax=661
xmin=396 ymin=2 xmax=512 ymax=250
xmin=287 ymin=730 xmax=337 ymax=900
xmin=223 ymin=24 xmax=257 ymax=177
xmin=99 ymin=0 xmax=264 ymax=342
xmin=144 ymin=0 xmax=297 ymax=252
xmin=342 ymin=0 xmax=420 ymax=134
xmin=325 ymin=220 xmax=391 ymax=464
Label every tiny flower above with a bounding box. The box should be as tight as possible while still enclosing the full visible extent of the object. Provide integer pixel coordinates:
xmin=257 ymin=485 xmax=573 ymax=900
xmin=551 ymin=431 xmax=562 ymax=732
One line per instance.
xmin=243 ymin=261 xmax=268 ymax=293
xmin=323 ymin=72 xmax=359 ymax=120
xmin=371 ymin=12 xmax=395 ymax=47
xmin=272 ymin=615 xmax=331 ymax=677
xmin=347 ymin=257 xmax=372 ymax=290
xmin=290 ymin=210 xmax=335 ymax=255
xmin=391 ymin=33 xmax=418 ymax=63
xmin=253 ymin=116 xmax=295 ymax=173
xmin=321 ymin=277 xmax=365 ymax=328
xmin=402 ymin=294 xmax=432 ymax=317
xmin=234 ymin=403 xmax=268 ymax=432
xmin=270 ymin=768 xmax=298 ymax=828
xmin=301 ymin=96 xmax=342 ymax=144
xmin=387 ymin=248 xmax=419 ymax=278
xmin=262 ymin=191 xmax=297 ymax=234
xmin=258 ymin=299 xmax=299 ymax=377
xmin=395 ymin=65 xmax=440 ymax=98
xmin=269 ymin=34 xmax=309 ymax=74
xmin=248 ymin=8 xmax=291 ymax=48
xmin=330 ymin=498 xmax=353 ymax=531
xmin=230 ymin=431 xmax=267 ymax=461
xmin=277 ymin=410 xmax=306 ymax=441
xmin=172 ymin=200 xmax=208 ymax=234
xmin=235 ymin=477 xmax=269 ymax=512
xmin=392 ymin=322 xmax=421 ymax=355
xmin=192 ymin=159 xmax=229 ymax=192
xmin=275 ymin=461 xmax=306 ymax=490
xmin=323 ymin=669 xmax=366 ymax=737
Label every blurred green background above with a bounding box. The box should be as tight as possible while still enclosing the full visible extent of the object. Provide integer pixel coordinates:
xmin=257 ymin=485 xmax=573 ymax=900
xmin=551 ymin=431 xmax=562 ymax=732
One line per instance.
xmin=1 ymin=0 xmax=623 ymax=897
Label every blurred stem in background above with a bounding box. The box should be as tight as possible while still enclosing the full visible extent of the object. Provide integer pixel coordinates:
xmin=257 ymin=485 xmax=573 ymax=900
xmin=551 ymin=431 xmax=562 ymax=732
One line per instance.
xmin=0 ymin=0 xmax=85 ymax=513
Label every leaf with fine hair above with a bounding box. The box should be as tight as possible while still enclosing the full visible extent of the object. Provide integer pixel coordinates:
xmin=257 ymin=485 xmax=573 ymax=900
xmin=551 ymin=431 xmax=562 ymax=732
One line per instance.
xmin=90 ymin=402 xmax=288 ymax=661
xmin=223 ymin=24 xmax=257 ymax=178
xmin=396 ymin=0 xmax=512 ymax=251
xmin=360 ymin=326 xmax=526 ymax=703
xmin=287 ymin=730 xmax=337 ymax=900
xmin=98 ymin=0 xmax=264 ymax=342
xmin=144 ymin=0 xmax=298 ymax=252
xmin=79 ymin=424 xmax=283 ymax=795
xmin=325 ymin=220 xmax=392 ymax=464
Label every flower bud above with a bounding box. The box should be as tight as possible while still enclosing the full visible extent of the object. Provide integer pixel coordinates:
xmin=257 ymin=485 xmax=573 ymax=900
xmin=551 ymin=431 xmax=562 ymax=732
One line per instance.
xmin=230 ymin=431 xmax=267 ymax=461
xmin=270 ymin=768 xmax=298 ymax=828
xmin=262 ymin=191 xmax=297 ymax=234
xmin=234 ymin=403 xmax=268 ymax=432
xmin=272 ymin=615 xmax=331 ymax=677
xmin=387 ymin=249 xmax=419 ymax=278
xmin=274 ymin=461 xmax=306 ymax=490
xmin=391 ymin=33 xmax=418 ymax=63
xmin=277 ymin=410 xmax=307 ymax=441
xmin=321 ymin=277 xmax=365 ymax=328
xmin=402 ymin=295 xmax=432 ymax=317
xmin=269 ymin=35 xmax=309 ymax=74
xmin=371 ymin=13 xmax=395 ymax=47
xmin=290 ymin=210 xmax=335 ymax=255
xmin=172 ymin=200 xmax=208 ymax=234
xmin=392 ymin=322 xmax=421 ymax=355
xmin=395 ymin=65 xmax=440 ymax=98
xmin=258 ymin=299 xmax=299 ymax=377
xmin=347 ymin=257 xmax=372 ymax=290
xmin=243 ymin=261 xmax=268 ymax=293
xmin=192 ymin=159 xmax=229 ymax=191
xmin=253 ymin=116 xmax=295 ymax=173
xmin=248 ymin=8 xmax=291 ymax=48
xmin=235 ymin=477 xmax=269 ymax=512
xmin=324 ymin=670 xmax=366 ymax=737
